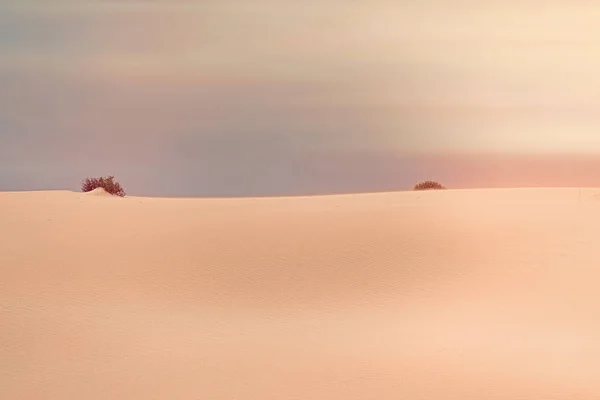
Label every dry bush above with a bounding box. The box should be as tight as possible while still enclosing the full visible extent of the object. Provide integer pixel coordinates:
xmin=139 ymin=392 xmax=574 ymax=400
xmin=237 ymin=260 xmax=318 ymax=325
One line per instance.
xmin=413 ymin=180 xmax=446 ymax=191
xmin=81 ymin=175 xmax=126 ymax=197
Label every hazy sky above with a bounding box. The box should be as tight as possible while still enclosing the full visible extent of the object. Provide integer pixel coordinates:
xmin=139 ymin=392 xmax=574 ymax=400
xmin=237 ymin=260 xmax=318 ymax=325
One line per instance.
xmin=3 ymin=1 xmax=600 ymax=195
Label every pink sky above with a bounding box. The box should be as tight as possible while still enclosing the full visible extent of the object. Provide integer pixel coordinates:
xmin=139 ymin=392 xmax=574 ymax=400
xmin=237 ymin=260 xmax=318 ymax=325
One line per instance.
xmin=2 ymin=1 xmax=600 ymax=195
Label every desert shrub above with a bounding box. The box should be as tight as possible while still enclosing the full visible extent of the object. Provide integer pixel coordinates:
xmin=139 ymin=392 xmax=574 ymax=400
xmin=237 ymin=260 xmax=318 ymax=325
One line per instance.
xmin=413 ymin=180 xmax=445 ymax=191
xmin=81 ymin=175 xmax=126 ymax=197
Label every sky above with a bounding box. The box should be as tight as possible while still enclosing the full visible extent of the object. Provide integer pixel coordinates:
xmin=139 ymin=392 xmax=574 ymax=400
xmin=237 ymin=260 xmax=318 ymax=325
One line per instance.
xmin=3 ymin=1 xmax=600 ymax=196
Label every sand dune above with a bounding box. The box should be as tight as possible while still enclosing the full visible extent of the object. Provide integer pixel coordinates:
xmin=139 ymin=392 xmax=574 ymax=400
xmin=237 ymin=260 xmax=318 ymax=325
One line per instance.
xmin=2 ymin=188 xmax=600 ymax=399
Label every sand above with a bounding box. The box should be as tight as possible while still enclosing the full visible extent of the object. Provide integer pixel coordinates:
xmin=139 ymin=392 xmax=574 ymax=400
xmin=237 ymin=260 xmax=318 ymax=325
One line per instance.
xmin=2 ymin=187 xmax=600 ymax=399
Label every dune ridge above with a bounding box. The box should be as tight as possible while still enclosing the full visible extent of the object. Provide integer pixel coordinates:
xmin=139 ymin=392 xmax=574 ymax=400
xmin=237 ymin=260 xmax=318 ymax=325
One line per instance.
xmin=2 ymin=188 xmax=600 ymax=399
xmin=84 ymin=187 xmax=113 ymax=197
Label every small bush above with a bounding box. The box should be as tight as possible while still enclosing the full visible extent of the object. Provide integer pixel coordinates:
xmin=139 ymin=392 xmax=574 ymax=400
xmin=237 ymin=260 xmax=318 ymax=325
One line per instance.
xmin=413 ymin=180 xmax=445 ymax=191
xmin=81 ymin=175 xmax=126 ymax=197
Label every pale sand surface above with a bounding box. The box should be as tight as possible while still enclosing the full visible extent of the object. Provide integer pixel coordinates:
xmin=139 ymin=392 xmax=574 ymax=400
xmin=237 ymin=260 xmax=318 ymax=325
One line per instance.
xmin=2 ymin=188 xmax=600 ymax=399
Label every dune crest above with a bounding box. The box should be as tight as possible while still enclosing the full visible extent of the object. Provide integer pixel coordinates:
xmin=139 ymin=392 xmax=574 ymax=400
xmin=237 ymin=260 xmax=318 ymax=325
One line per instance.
xmin=2 ymin=188 xmax=600 ymax=399
xmin=83 ymin=187 xmax=114 ymax=197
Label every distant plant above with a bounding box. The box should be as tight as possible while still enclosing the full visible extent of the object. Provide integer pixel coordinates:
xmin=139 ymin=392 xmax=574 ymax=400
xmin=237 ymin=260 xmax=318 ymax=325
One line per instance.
xmin=81 ymin=175 xmax=126 ymax=197
xmin=413 ymin=180 xmax=446 ymax=191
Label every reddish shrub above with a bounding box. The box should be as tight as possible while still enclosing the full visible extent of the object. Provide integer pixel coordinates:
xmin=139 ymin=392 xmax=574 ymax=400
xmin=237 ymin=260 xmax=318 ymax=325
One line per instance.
xmin=413 ymin=180 xmax=445 ymax=191
xmin=81 ymin=175 xmax=126 ymax=197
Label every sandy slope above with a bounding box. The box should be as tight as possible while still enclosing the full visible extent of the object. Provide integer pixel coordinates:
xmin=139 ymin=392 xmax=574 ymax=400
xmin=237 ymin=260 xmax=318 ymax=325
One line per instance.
xmin=2 ymin=188 xmax=600 ymax=399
